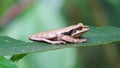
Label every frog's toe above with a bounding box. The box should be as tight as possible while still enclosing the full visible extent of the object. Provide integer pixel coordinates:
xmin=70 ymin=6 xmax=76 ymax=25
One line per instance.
xmin=79 ymin=38 xmax=87 ymax=42
xmin=58 ymin=41 xmax=66 ymax=44
xmin=61 ymin=41 xmax=66 ymax=44
xmin=51 ymin=41 xmax=66 ymax=44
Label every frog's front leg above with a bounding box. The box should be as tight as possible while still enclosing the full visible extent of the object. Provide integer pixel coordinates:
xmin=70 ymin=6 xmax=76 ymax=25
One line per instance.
xmin=61 ymin=35 xmax=87 ymax=43
xmin=29 ymin=37 xmax=66 ymax=44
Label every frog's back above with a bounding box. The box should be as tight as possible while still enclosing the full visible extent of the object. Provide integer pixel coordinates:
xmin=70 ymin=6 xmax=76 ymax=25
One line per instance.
xmin=30 ymin=31 xmax=57 ymax=39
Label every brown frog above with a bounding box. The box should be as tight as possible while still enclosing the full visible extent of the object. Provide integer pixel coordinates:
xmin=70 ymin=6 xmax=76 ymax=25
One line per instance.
xmin=29 ymin=23 xmax=89 ymax=44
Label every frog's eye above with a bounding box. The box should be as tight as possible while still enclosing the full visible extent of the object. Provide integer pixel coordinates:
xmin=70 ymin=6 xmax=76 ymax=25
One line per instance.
xmin=62 ymin=29 xmax=77 ymax=35
xmin=71 ymin=29 xmax=76 ymax=34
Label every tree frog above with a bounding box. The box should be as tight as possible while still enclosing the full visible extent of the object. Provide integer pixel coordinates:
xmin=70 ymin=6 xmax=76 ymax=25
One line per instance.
xmin=29 ymin=23 xmax=89 ymax=44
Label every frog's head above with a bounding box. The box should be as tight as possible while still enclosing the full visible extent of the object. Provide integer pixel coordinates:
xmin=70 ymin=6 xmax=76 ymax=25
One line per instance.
xmin=71 ymin=23 xmax=89 ymax=38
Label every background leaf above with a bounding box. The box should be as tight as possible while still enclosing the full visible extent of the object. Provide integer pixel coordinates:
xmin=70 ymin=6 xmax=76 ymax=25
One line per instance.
xmin=0 ymin=56 xmax=17 ymax=68
xmin=0 ymin=26 xmax=120 ymax=56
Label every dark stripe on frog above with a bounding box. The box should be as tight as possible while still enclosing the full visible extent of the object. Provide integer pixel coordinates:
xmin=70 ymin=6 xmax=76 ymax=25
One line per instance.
xmin=62 ymin=27 xmax=82 ymax=35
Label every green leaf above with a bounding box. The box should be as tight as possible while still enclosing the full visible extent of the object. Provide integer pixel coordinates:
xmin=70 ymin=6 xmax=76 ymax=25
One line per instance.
xmin=0 ymin=56 xmax=17 ymax=68
xmin=0 ymin=26 xmax=120 ymax=56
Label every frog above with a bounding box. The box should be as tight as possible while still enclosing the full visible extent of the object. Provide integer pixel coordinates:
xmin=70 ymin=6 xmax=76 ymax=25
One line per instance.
xmin=29 ymin=23 xmax=89 ymax=44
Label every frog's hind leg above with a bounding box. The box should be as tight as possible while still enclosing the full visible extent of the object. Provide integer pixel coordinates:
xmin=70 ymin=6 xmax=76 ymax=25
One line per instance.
xmin=61 ymin=35 xmax=87 ymax=43
xmin=29 ymin=37 xmax=66 ymax=44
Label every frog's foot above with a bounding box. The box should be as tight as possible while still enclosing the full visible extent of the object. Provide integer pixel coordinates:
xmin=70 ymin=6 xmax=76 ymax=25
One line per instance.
xmin=78 ymin=38 xmax=87 ymax=43
xmin=29 ymin=37 xmax=66 ymax=44
xmin=51 ymin=41 xmax=66 ymax=44
xmin=69 ymin=38 xmax=87 ymax=43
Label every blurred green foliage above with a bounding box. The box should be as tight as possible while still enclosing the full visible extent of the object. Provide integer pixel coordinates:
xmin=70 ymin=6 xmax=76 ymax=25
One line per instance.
xmin=0 ymin=56 xmax=17 ymax=68
xmin=0 ymin=0 xmax=120 ymax=68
